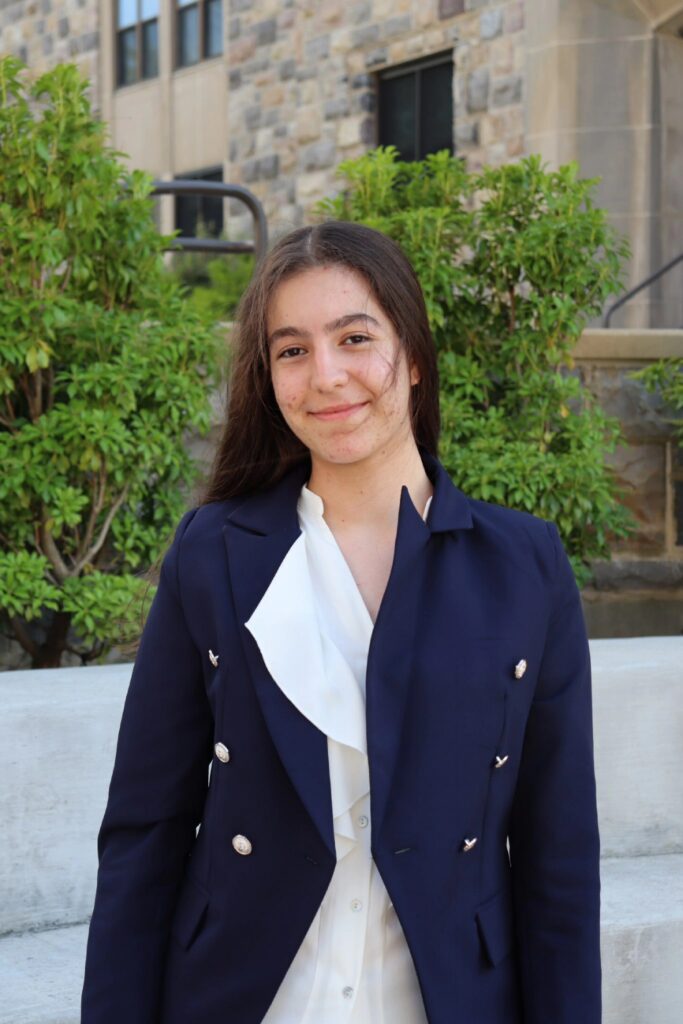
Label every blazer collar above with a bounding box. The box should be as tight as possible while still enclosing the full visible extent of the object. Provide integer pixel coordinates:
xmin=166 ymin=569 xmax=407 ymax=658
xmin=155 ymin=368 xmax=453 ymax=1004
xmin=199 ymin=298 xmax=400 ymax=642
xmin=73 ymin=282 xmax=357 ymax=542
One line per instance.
xmin=226 ymin=444 xmax=473 ymax=536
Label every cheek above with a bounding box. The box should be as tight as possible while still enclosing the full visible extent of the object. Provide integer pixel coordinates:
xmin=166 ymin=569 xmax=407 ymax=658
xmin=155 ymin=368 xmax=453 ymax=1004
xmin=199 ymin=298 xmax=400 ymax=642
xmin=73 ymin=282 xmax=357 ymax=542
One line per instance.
xmin=272 ymin=375 xmax=303 ymax=414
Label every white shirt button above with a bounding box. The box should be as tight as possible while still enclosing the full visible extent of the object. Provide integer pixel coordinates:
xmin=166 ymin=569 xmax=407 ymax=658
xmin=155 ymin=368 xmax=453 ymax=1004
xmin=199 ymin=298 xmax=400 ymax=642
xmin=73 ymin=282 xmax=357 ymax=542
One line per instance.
xmin=357 ymin=814 xmax=369 ymax=828
xmin=342 ymin=986 xmax=354 ymax=999
xmin=350 ymin=898 xmax=362 ymax=912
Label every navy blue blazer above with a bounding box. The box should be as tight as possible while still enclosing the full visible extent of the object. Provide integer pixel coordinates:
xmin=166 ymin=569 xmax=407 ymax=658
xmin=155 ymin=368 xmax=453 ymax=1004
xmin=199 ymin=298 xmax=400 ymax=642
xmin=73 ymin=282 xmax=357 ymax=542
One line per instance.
xmin=81 ymin=446 xmax=601 ymax=1024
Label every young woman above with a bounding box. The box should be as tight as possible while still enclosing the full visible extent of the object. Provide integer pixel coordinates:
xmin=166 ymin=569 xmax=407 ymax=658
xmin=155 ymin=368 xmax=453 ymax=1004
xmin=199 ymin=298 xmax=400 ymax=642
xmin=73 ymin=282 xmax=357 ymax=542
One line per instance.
xmin=81 ymin=220 xmax=602 ymax=1024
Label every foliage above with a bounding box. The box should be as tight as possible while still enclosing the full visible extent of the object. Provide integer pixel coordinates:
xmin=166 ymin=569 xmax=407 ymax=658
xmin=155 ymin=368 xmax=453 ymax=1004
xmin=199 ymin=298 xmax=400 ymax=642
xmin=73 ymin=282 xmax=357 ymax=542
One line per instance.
xmin=316 ymin=146 xmax=634 ymax=583
xmin=170 ymin=242 xmax=254 ymax=325
xmin=0 ymin=57 xmax=223 ymax=667
xmin=630 ymin=359 xmax=683 ymax=445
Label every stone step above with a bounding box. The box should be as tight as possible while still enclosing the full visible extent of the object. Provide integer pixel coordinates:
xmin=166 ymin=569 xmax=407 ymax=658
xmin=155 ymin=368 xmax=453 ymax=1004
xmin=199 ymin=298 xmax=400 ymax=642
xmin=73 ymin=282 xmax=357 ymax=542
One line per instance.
xmin=1 ymin=854 xmax=681 ymax=1024
xmin=601 ymin=853 xmax=683 ymax=1024
xmin=0 ymin=638 xmax=681 ymax=935
xmin=591 ymin=636 xmax=683 ymax=857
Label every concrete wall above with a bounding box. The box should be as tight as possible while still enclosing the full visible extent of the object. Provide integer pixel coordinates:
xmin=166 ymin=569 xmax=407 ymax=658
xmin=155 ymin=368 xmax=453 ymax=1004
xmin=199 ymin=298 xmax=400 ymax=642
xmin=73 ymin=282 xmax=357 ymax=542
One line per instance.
xmin=1 ymin=636 xmax=681 ymax=935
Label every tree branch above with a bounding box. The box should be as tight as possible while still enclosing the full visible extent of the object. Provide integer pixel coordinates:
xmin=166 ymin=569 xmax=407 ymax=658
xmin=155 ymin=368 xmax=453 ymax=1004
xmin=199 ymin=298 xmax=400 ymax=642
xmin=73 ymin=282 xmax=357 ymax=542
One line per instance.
xmin=9 ymin=615 xmax=41 ymax=661
xmin=73 ymin=468 xmax=107 ymax=567
xmin=40 ymin=519 xmax=71 ymax=584
xmin=72 ymin=482 xmax=131 ymax=575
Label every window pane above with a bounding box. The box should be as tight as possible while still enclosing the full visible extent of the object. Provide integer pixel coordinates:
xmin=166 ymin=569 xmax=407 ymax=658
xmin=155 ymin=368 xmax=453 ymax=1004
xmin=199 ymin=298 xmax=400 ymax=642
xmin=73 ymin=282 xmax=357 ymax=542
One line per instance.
xmin=141 ymin=0 xmax=158 ymax=17
xmin=676 ymin=479 xmax=683 ymax=546
xmin=177 ymin=0 xmax=195 ymax=7
xmin=175 ymin=171 xmax=224 ymax=238
xmin=204 ymin=0 xmax=223 ymax=58
xmin=178 ymin=4 xmax=199 ymax=66
xmin=419 ymin=61 xmax=454 ymax=158
xmin=142 ymin=19 xmax=158 ymax=78
xmin=117 ymin=0 xmax=137 ymax=29
xmin=379 ymin=73 xmax=416 ymax=161
xmin=117 ymin=27 xmax=138 ymax=85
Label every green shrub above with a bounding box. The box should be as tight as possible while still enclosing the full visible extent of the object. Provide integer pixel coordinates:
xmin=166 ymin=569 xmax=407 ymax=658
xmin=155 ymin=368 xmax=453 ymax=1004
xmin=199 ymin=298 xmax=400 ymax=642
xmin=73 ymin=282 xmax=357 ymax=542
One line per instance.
xmin=170 ymin=241 xmax=254 ymax=325
xmin=316 ymin=146 xmax=635 ymax=583
xmin=0 ymin=57 xmax=223 ymax=667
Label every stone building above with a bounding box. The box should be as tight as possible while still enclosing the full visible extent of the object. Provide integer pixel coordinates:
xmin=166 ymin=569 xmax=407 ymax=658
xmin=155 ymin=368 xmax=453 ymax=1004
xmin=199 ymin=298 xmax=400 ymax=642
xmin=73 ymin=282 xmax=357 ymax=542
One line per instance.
xmin=2 ymin=0 xmax=683 ymax=636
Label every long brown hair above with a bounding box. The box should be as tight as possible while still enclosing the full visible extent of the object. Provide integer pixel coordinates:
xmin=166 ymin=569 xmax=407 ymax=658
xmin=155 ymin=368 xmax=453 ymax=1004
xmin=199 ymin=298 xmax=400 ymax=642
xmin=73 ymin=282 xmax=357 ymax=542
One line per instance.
xmin=201 ymin=220 xmax=441 ymax=503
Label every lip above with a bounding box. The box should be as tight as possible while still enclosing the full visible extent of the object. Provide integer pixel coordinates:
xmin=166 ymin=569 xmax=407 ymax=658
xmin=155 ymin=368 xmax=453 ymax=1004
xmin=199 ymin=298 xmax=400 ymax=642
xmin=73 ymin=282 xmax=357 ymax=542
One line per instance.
xmin=309 ymin=401 xmax=369 ymax=421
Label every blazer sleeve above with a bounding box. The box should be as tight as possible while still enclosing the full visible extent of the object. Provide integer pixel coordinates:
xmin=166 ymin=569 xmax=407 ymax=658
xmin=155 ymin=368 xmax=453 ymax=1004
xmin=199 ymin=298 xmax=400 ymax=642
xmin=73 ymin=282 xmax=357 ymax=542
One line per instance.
xmin=81 ymin=507 xmax=213 ymax=1024
xmin=508 ymin=521 xmax=601 ymax=1024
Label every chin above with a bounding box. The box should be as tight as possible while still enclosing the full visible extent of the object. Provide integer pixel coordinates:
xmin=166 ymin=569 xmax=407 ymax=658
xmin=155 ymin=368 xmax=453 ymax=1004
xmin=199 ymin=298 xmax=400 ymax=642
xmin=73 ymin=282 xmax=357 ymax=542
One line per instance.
xmin=307 ymin=434 xmax=382 ymax=466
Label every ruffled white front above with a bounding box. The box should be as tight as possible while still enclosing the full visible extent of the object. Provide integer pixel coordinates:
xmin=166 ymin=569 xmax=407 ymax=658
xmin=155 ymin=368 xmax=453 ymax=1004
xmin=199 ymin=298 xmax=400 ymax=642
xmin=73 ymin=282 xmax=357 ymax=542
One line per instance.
xmin=244 ymin=483 xmax=374 ymax=860
xmin=244 ymin=482 xmax=432 ymax=1023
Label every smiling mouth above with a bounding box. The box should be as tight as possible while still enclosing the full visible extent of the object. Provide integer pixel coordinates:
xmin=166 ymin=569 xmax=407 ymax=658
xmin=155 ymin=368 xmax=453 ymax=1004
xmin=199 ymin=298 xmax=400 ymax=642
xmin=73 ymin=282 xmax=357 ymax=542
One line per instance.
xmin=310 ymin=401 xmax=369 ymax=420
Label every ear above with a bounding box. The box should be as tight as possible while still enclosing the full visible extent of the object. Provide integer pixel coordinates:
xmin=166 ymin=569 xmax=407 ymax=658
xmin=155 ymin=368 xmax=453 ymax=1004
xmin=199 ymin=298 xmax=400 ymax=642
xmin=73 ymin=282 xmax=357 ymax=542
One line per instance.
xmin=409 ymin=361 xmax=421 ymax=387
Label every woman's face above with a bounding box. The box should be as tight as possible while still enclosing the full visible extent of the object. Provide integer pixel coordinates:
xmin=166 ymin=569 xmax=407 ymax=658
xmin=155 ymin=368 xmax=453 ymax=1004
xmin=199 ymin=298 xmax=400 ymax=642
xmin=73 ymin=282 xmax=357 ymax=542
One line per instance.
xmin=267 ymin=264 xmax=420 ymax=466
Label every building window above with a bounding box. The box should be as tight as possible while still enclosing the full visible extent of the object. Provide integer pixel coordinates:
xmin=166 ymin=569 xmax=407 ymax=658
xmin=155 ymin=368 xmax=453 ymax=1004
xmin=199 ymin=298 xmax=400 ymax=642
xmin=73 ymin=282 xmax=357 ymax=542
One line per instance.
xmin=176 ymin=0 xmax=223 ymax=68
xmin=174 ymin=169 xmax=224 ymax=238
xmin=377 ymin=52 xmax=454 ymax=162
xmin=674 ymin=444 xmax=683 ymax=547
xmin=116 ymin=0 xmax=159 ymax=87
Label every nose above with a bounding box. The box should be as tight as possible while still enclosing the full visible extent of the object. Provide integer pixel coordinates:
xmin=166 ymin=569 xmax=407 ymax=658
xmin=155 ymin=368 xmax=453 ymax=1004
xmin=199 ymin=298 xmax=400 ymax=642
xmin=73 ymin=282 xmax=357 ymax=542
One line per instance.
xmin=309 ymin=343 xmax=348 ymax=391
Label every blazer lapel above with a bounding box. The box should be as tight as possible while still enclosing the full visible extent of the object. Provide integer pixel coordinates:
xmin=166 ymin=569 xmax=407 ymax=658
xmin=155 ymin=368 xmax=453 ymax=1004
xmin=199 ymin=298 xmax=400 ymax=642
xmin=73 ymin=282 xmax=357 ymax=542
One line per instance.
xmin=366 ymin=449 xmax=474 ymax=839
xmin=222 ymin=456 xmax=337 ymax=861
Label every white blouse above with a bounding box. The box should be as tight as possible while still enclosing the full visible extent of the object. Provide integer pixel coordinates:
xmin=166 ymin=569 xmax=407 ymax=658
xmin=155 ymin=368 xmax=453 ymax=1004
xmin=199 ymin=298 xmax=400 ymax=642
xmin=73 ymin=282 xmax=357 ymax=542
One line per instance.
xmin=244 ymin=481 xmax=432 ymax=1024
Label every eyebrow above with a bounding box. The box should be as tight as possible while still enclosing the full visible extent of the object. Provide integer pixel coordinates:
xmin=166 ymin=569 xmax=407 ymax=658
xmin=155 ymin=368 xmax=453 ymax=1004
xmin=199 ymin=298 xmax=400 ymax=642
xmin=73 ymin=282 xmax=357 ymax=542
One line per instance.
xmin=267 ymin=312 xmax=382 ymax=348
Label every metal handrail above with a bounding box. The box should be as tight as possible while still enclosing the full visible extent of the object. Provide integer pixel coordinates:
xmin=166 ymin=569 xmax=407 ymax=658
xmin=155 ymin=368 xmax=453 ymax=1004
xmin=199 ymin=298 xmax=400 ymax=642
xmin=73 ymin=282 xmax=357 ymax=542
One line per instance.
xmin=603 ymin=249 xmax=683 ymax=327
xmin=150 ymin=180 xmax=268 ymax=262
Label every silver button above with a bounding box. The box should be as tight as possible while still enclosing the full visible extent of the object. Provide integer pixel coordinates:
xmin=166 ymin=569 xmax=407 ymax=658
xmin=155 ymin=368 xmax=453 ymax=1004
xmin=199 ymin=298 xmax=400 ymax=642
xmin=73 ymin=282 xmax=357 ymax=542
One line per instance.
xmin=350 ymin=898 xmax=363 ymax=912
xmin=514 ymin=658 xmax=527 ymax=679
xmin=214 ymin=742 xmax=230 ymax=763
xmin=232 ymin=834 xmax=252 ymax=856
xmin=494 ymin=754 xmax=509 ymax=768
xmin=342 ymin=986 xmax=354 ymax=1000
xmin=462 ymin=836 xmax=478 ymax=852
xmin=209 ymin=649 xmax=219 ymax=668
xmin=357 ymin=814 xmax=369 ymax=828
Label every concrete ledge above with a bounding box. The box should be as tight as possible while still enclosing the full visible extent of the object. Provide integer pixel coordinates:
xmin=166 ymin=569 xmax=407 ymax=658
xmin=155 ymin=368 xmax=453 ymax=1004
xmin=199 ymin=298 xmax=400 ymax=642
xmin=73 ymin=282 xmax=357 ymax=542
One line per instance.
xmin=0 ymin=664 xmax=129 ymax=935
xmin=1 ymin=856 xmax=681 ymax=1024
xmin=0 ymin=922 xmax=87 ymax=1024
xmin=1 ymin=638 xmax=682 ymax=933
xmin=591 ymin=636 xmax=683 ymax=857
xmin=601 ymin=854 xmax=683 ymax=1024
xmin=576 ymin=328 xmax=683 ymax=361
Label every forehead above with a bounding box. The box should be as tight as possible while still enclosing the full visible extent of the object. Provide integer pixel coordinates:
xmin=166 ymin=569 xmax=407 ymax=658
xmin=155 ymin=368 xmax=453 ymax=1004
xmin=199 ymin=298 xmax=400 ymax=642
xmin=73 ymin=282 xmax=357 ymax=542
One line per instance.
xmin=266 ymin=265 xmax=388 ymax=328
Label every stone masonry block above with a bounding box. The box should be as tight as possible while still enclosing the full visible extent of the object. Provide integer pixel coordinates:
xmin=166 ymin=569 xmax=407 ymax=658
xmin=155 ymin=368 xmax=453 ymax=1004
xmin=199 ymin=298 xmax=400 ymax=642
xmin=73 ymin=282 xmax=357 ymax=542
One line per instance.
xmin=365 ymin=46 xmax=387 ymax=67
xmin=480 ymin=8 xmax=502 ymax=40
xmin=439 ymin=0 xmax=465 ymax=18
xmin=253 ymin=18 xmax=277 ymax=46
xmin=352 ymin=24 xmax=379 ymax=47
xmin=466 ymin=68 xmax=489 ymax=113
xmin=302 ymin=138 xmax=337 ymax=171
xmin=491 ymin=73 xmax=522 ymax=107
xmin=305 ymin=35 xmax=330 ymax=61
xmin=382 ymin=15 xmax=412 ymax=38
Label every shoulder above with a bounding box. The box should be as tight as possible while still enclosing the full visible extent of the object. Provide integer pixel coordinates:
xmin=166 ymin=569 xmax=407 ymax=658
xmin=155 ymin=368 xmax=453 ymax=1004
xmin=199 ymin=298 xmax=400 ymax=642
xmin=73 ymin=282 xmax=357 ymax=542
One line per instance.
xmin=163 ymin=499 xmax=243 ymax=571
xmin=464 ymin=495 xmax=560 ymax=588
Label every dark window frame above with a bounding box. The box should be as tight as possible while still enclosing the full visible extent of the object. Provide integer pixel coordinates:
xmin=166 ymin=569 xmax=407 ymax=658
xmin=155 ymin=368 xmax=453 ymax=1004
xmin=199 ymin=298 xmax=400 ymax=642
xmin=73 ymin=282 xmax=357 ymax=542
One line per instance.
xmin=174 ymin=0 xmax=223 ymax=69
xmin=377 ymin=50 xmax=454 ymax=162
xmin=173 ymin=166 xmax=225 ymax=240
xmin=115 ymin=0 xmax=159 ymax=88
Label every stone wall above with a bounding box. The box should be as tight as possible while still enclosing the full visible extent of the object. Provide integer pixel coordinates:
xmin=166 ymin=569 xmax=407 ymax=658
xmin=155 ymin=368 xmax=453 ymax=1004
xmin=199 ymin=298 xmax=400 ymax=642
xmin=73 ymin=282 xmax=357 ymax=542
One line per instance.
xmin=0 ymin=0 xmax=100 ymax=109
xmin=226 ymin=0 xmax=527 ymax=238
